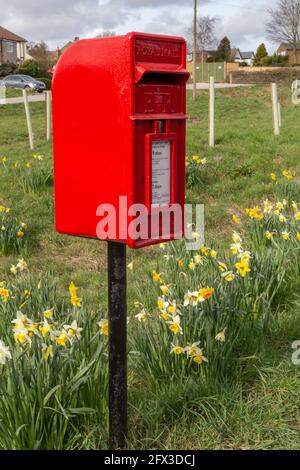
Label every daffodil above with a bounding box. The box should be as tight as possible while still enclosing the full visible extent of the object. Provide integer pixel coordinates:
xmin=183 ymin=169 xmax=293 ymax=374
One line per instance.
xmin=222 ymin=271 xmax=235 ymax=282
xmin=218 ymin=262 xmax=228 ymax=273
xmin=64 ymin=320 xmax=83 ymax=340
xmin=215 ymin=328 xmax=226 ymax=342
xmin=135 ymin=309 xmax=147 ymax=322
xmin=232 ymin=214 xmax=240 ymax=225
xmin=17 ymin=230 xmax=24 ymax=238
xmin=43 ymin=308 xmax=54 ymax=319
xmin=16 ymin=259 xmax=27 ymax=271
xmin=271 ymin=173 xmax=277 ymax=182
xmin=246 ymin=206 xmax=263 ymax=221
xmin=170 ymin=344 xmax=184 ymax=355
xmin=281 ymin=231 xmax=290 ymax=241
xmin=194 ymin=254 xmax=203 ymax=265
xmin=42 ymin=344 xmax=54 ymax=362
xmin=0 ymin=287 xmax=10 ymax=303
xmin=200 ymin=244 xmax=209 ymax=256
xmin=297 ymin=233 xmax=300 ymax=241
xmin=69 ymin=281 xmax=81 ymax=307
xmin=263 ymin=199 xmax=273 ymax=214
xmin=235 ymin=260 xmax=251 ymax=277
xmin=127 ymin=261 xmax=134 ymax=271
xmin=152 ymin=271 xmax=163 ymax=283
xmin=39 ymin=319 xmax=52 ymax=338
xmin=210 ymin=250 xmax=217 ymax=259
xmin=167 ymin=315 xmax=182 ymax=334
xmin=157 ymin=297 xmax=169 ymax=311
xmin=188 ymin=260 xmax=196 ymax=270
xmin=230 ymin=243 xmax=242 ymax=255
xmin=13 ymin=327 xmax=31 ymax=347
xmin=12 ymin=311 xmax=32 ymax=330
xmin=177 ymin=259 xmax=183 ymax=267
xmin=160 ymin=284 xmax=170 ymax=295
xmin=199 ymin=287 xmax=214 ymax=301
xmin=55 ymin=331 xmax=69 ymax=347
xmin=184 ymin=342 xmax=201 ymax=357
xmin=184 ymin=291 xmax=200 ymax=307
xmin=282 ymin=170 xmax=293 ymax=181
xmin=239 ymin=251 xmax=251 ymax=263
xmin=0 ymin=340 xmax=11 ymax=365
xmin=266 ymin=231 xmax=274 ymax=241
xmin=193 ymin=353 xmax=208 ymax=364
xmin=99 ymin=319 xmax=109 ymax=336
xmin=232 ymin=232 xmax=242 ymax=243
xmin=279 ymin=214 xmax=287 ymax=223
xmin=292 ymin=201 xmax=298 ymax=212
xmin=294 ymin=212 xmax=300 ymax=221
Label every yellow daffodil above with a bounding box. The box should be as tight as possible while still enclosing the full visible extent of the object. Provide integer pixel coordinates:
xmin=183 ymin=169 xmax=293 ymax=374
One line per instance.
xmin=160 ymin=310 xmax=170 ymax=321
xmin=271 ymin=173 xmax=277 ymax=182
xmin=160 ymin=284 xmax=170 ymax=295
xmin=0 ymin=287 xmax=10 ymax=303
xmin=177 ymin=259 xmax=183 ymax=267
xmin=200 ymin=244 xmax=209 ymax=256
xmin=99 ymin=319 xmax=109 ymax=336
xmin=198 ymin=287 xmax=214 ymax=301
xmin=152 ymin=271 xmax=163 ymax=283
xmin=69 ymin=281 xmax=81 ymax=307
xmin=281 ymin=231 xmax=290 ymax=241
xmin=193 ymin=352 xmax=208 ymax=364
xmin=297 ymin=233 xmax=300 ymax=241
xmin=157 ymin=297 xmax=168 ymax=311
xmin=230 ymin=243 xmax=242 ymax=255
xmin=294 ymin=212 xmax=300 ymax=221
xmin=239 ymin=251 xmax=251 ymax=263
xmin=279 ymin=214 xmax=287 ymax=223
xmin=184 ymin=291 xmax=200 ymax=307
xmin=43 ymin=308 xmax=54 ymax=319
xmin=170 ymin=344 xmax=184 ymax=355
xmin=167 ymin=315 xmax=182 ymax=334
xmin=232 ymin=214 xmax=240 ymax=225
xmin=39 ymin=320 xmax=52 ymax=338
xmin=184 ymin=342 xmax=201 ymax=357
xmin=218 ymin=262 xmax=228 ymax=273
xmin=55 ymin=331 xmax=69 ymax=347
xmin=42 ymin=344 xmax=54 ymax=362
xmin=235 ymin=260 xmax=251 ymax=277
xmin=263 ymin=199 xmax=273 ymax=214
xmin=232 ymin=232 xmax=242 ymax=243
xmin=266 ymin=231 xmax=274 ymax=241
xmin=210 ymin=249 xmax=217 ymax=259
xmin=13 ymin=327 xmax=31 ymax=347
xmin=135 ymin=309 xmax=147 ymax=322
xmin=127 ymin=261 xmax=134 ymax=271
xmin=292 ymin=201 xmax=298 ymax=212
xmin=246 ymin=206 xmax=263 ymax=221
xmin=64 ymin=320 xmax=83 ymax=340
xmin=188 ymin=260 xmax=196 ymax=271
xmin=17 ymin=230 xmax=24 ymax=238
xmin=215 ymin=328 xmax=226 ymax=342
xmin=282 ymin=170 xmax=293 ymax=181
xmin=223 ymin=271 xmax=235 ymax=282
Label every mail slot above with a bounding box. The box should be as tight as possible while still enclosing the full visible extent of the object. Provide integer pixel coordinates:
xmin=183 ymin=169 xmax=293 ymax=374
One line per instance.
xmin=52 ymin=32 xmax=189 ymax=248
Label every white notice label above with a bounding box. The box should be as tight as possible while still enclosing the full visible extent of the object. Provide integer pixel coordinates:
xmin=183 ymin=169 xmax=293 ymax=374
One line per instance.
xmin=152 ymin=140 xmax=171 ymax=205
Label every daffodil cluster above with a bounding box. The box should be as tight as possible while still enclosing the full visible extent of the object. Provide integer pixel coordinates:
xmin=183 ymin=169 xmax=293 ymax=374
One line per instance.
xmin=0 ymin=205 xmax=27 ymax=255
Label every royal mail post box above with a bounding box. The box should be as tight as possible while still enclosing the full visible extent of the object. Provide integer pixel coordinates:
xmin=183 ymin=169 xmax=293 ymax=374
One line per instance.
xmin=52 ymin=32 xmax=189 ymax=248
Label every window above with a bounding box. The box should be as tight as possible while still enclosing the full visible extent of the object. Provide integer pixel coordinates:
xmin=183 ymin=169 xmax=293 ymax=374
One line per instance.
xmin=4 ymin=41 xmax=15 ymax=53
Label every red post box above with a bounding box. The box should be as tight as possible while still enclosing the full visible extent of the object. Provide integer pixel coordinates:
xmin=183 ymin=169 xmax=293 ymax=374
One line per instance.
xmin=52 ymin=32 xmax=189 ymax=248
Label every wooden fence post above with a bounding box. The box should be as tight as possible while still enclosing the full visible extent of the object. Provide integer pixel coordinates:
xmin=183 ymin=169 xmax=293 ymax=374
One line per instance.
xmin=271 ymin=83 xmax=280 ymax=136
xmin=45 ymin=91 xmax=52 ymax=141
xmin=22 ymin=89 xmax=34 ymax=150
xmin=209 ymin=76 xmax=215 ymax=147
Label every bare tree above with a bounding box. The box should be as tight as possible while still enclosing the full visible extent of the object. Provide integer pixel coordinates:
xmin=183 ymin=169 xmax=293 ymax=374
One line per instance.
xmin=266 ymin=0 xmax=300 ymax=60
xmin=193 ymin=0 xmax=197 ymax=101
xmin=187 ymin=16 xmax=218 ymax=60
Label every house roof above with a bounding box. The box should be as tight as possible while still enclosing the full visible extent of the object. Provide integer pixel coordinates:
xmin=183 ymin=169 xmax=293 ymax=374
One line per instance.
xmin=240 ymin=51 xmax=254 ymax=60
xmin=0 ymin=26 xmax=27 ymax=42
xmin=230 ymin=48 xmax=242 ymax=60
xmin=278 ymin=42 xmax=300 ymax=50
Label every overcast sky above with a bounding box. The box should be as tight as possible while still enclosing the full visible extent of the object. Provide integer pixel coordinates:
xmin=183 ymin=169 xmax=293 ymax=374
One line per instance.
xmin=0 ymin=0 xmax=276 ymax=53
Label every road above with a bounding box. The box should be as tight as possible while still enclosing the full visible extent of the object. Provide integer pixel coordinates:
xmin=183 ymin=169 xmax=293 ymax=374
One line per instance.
xmin=0 ymin=94 xmax=45 ymax=105
xmin=186 ymin=82 xmax=253 ymax=90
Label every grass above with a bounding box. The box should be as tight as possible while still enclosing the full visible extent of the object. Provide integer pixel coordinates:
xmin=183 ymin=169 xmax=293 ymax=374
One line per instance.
xmin=0 ymin=83 xmax=300 ymax=449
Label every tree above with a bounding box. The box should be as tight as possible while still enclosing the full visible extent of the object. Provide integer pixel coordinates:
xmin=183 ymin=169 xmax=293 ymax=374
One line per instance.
xmin=254 ymin=43 xmax=268 ymax=65
xmin=96 ymin=31 xmax=116 ymax=37
xmin=266 ymin=0 xmax=300 ymax=61
xmin=28 ymin=41 xmax=52 ymax=74
xmin=193 ymin=0 xmax=197 ymax=101
xmin=187 ymin=16 xmax=218 ymax=57
xmin=216 ymin=36 xmax=231 ymax=61
xmin=17 ymin=59 xmax=40 ymax=78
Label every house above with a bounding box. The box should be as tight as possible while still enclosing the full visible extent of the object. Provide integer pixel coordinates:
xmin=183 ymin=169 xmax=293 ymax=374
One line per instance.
xmin=0 ymin=26 xmax=28 ymax=65
xmin=231 ymin=48 xmax=254 ymax=66
xmin=187 ymin=50 xmax=219 ymax=63
xmin=277 ymin=42 xmax=300 ymax=64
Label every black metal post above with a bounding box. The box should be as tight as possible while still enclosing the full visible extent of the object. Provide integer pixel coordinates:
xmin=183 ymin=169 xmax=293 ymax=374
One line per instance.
xmin=108 ymin=241 xmax=127 ymax=449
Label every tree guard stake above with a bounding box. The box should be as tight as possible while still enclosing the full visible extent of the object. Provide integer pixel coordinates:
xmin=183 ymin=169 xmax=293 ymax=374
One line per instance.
xmin=108 ymin=241 xmax=127 ymax=449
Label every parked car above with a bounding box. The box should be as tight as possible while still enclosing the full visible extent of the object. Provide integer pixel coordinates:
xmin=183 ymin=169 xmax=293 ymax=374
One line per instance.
xmin=0 ymin=75 xmax=46 ymax=93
